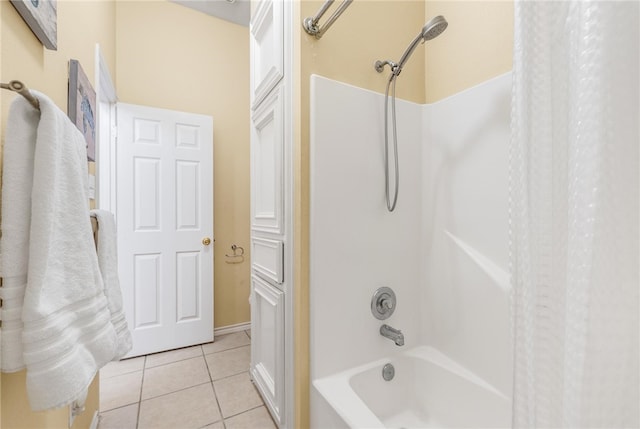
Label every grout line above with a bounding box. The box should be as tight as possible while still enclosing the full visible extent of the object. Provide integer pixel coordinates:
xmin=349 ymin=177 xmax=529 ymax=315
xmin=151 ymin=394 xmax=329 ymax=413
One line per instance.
xmin=224 ymin=403 xmax=264 ymax=419
xmin=211 ymin=368 xmax=251 ymax=383
xmin=197 ymin=416 xmax=225 ymax=429
xmin=210 ymin=377 xmax=227 ymax=427
xmin=144 ymin=349 xmax=205 ymax=370
xmin=214 ymin=371 xmax=270 ymax=422
xmin=135 ymin=355 xmax=146 ymax=429
xmin=203 ymin=343 xmax=251 ymax=357
xmin=202 ymin=347 xmax=214 ymax=383
xmin=211 ymin=369 xmax=253 ymax=384
xmin=138 ymin=380 xmax=212 ymax=403
xmin=223 ymin=404 xmax=269 ymax=422
xmin=99 ymin=400 xmax=140 ymax=414
xmin=100 ymin=357 xmax=146 ymax=380
xmin=99 ymin=368 xmax=145 ymax=413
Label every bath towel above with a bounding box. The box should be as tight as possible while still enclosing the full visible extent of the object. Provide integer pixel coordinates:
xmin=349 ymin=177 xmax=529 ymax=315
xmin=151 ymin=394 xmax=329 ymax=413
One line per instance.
xmin=0 ymin=92 xmax=117 ymax=411
xmin=0 ymin=96 xmax=39 ymax=372
xmin=90 ymin=209 xmax=132 ymax=359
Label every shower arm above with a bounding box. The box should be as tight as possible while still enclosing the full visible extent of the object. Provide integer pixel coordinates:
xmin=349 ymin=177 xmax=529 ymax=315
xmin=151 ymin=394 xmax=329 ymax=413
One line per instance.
xmin=374 ymin=60 xmax=399 ymax=75
xmin=374 ymin=16 xmax=448 ymax=79
xmin=375 ymin=34 xmax=424 ymax=78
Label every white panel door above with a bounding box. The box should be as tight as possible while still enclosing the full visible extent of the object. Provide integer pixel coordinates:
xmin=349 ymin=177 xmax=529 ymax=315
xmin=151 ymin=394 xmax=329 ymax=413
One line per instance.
xmin=250 ymin=0 xmax=284 ymax=109
xmin=250 ymin=275 xmax=284 ymax=425
xmin=251 ymin=86 xmax=284 ymax=234
xmin=117 ymin=103 xmax=214 ymax=357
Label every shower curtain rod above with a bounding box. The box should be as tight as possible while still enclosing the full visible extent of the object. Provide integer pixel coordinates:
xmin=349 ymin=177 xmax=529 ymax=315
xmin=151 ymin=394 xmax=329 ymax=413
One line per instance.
xmin=1 ymin=80 xmax=40 ymax=111
xmin=303 ymin=0 xmax=353 ymax=39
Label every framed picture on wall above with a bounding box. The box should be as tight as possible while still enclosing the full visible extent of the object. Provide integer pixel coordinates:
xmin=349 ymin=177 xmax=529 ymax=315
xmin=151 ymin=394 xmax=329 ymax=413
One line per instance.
xmin=10 ymin=0 xmax=57 ymax=50
xmin=68 ymin=59 xmax=97 ymax=162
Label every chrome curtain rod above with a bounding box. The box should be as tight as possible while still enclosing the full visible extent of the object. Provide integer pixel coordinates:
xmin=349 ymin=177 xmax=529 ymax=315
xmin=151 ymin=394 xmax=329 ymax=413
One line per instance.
xmin=1 ymin=80 xmax=40 ymax=111
xmin=303 ymin=0 xmax=353 ymax=39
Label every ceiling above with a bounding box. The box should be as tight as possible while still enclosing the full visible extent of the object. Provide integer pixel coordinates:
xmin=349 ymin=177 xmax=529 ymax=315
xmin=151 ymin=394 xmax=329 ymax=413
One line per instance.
xmin=171 ymin=0 xmax=250 ymax=27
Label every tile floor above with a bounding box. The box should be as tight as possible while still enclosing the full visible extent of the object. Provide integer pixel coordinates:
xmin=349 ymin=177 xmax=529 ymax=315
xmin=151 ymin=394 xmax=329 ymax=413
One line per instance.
xmin=98 ymin=330 xmax=277 ymax=429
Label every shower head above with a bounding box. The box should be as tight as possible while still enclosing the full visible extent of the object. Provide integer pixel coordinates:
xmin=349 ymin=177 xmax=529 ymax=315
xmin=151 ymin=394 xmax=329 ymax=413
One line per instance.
xmin=421 ymin=15 xmax=448 ymax=41
xmin=394 ymin=15 xmax=448 ymax=75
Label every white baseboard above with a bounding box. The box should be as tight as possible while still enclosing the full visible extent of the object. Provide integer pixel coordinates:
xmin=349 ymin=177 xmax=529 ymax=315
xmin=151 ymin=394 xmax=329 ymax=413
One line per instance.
xmin=214 ymin=321 xmax=250 ymax=336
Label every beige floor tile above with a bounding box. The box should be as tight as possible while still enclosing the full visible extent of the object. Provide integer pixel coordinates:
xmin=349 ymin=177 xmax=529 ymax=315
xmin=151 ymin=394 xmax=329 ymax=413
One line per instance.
xmin=225 ymin=406 xmax=276 ymax=429
xmin=202 ymin=332 xmax=250 ymax=355
xmin=98 ymin=403 xmax=138 ymax=429
xmin=213 ymin=372 xmax=263 ymax=418
xmin=145 ymin=345 xmax=203 ymax=369
xmin=141 ymin=356 xmax=211 ymax=400
xmin=205 ymin=345 xmax=250 ymax=380
xmin=100 ymin=371 xmax=143 ymax=412
xmin=100 ymin=356 xmax=145 ymax=380
xmin=138 ymin=383 xmax=221 ymax=429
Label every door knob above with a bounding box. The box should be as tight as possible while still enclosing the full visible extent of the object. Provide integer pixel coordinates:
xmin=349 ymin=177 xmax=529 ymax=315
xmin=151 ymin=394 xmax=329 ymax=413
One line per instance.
xmin=202 ymin=237 xmax=212 ymax=246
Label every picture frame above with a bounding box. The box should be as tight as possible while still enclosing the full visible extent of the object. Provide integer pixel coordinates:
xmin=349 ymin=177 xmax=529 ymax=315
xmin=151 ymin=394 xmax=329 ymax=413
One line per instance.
xmin=68 ymin=60 xmax=97 ymax=162
xmin=10 ymin=0 xmax=57 ymax=50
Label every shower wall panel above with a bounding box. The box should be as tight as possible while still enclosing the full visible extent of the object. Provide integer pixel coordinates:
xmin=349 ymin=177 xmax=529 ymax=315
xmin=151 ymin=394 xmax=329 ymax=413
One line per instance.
xmin=309 ymin=75 xmax=423 ymax=379
xmin=309 ymin=72 xmax=513 ymax=400
xmin=420 ymin=72 xmax=513 ymax=396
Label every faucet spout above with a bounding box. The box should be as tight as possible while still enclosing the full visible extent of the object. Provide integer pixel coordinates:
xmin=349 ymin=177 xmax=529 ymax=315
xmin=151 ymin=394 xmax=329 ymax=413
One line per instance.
xmin=380 ymin=324 xmax=404 ymax=346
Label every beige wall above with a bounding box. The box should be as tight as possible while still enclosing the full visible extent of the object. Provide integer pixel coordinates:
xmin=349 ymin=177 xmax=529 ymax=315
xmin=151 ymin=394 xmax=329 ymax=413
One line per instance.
xmin=0 ymin=0 xmax=116 ymax=427
xmin=424 ymin=1 xmax=513 ymax=102
xmin=300 ymin=0 xmax=427 ymax=104
xmin=115 ymin=1 xmax=251 ymax=329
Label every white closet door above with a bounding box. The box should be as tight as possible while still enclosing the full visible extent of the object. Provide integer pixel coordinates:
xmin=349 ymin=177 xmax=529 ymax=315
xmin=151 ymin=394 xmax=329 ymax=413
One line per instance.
xmin=251 ymin=0 xmax=291 ymax=427
xmin=250 ymin=0 xmax=284 ymax=109
xmin=117 ymin=103 xmax=214 ymax=357
xmin=251 ymin=275 xmax=285 ymax=424
xmin=251 ymin=86 xmax=284 ymax=236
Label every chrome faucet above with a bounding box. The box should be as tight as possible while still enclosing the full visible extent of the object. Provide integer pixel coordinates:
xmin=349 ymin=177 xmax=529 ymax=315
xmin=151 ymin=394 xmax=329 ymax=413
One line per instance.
xmin=380 ymin=324 xmax=404 ymax=346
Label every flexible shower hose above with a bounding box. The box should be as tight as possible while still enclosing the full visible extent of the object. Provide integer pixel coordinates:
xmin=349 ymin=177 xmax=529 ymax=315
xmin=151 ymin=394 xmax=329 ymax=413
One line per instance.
xmin=384 ymin=73 xmax=399 ymax=212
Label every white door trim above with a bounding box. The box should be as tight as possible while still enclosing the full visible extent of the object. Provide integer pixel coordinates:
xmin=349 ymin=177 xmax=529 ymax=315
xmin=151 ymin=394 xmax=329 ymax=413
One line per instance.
xmin=95 ymin=44 xmax=117 ymax=212
xmin=282 ymin=0 xmax=295 ymax=427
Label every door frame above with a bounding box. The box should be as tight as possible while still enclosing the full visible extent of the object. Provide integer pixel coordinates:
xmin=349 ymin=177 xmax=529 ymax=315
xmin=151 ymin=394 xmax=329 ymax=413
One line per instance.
xmin=282 ymin=1 xmax=294 ymax=426
xmin=95 ymin=44 xmax=118 ymax=212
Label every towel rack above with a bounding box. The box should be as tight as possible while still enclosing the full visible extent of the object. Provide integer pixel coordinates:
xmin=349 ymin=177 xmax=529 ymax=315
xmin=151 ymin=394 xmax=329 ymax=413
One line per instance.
xmin=1 ymin=80 xmax=40 ymax=111
xmin=303 ymin=0 xmax=353 ymax=39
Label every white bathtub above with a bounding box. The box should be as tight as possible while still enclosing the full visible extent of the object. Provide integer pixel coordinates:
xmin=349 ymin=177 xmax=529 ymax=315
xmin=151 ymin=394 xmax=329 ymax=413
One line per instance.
xmin=312 ymin=346 xmax=511 ymax=428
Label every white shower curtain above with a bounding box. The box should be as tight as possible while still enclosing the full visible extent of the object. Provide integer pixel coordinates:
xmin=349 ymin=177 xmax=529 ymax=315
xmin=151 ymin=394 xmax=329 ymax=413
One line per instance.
xmin=510 ymin=1 xmax=639 ymax=427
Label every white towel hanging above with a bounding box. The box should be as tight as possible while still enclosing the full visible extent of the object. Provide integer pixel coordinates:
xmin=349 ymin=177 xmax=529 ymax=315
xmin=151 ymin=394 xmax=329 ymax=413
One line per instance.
xmin=0 ymin=92 xmax=118 ymax=411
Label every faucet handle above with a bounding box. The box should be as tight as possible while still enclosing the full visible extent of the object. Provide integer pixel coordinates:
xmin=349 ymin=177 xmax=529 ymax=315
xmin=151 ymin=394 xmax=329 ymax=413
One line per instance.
xmin=381 ymin=298 xmax=393 ymax=310
xmin=371 ymin=287 xmax=396 ymax=320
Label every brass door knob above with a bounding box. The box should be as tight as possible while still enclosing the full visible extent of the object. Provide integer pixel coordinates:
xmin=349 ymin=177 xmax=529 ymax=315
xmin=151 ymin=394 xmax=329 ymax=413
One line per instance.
xmin=202 ymin=237 xmax=212 ymax=246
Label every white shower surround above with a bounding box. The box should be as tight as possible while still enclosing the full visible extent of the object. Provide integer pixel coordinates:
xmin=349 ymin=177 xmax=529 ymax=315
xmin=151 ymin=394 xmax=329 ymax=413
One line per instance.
xmin=309 ymin=73 xmax=513 ymax=427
